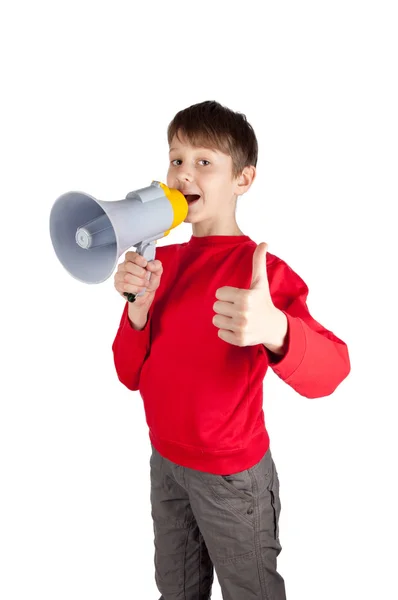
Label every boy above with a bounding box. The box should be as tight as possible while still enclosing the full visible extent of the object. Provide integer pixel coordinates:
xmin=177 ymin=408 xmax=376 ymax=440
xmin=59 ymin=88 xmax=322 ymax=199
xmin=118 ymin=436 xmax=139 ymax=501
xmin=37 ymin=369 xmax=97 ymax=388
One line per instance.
xmin=112 ymin=100 xmax=350 ymax=600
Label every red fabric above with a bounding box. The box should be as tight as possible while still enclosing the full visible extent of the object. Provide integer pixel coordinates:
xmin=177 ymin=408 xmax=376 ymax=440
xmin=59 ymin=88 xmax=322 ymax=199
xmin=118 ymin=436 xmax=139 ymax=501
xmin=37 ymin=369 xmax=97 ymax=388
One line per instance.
xmin=112 ymin=235 xmax=350 ymax=474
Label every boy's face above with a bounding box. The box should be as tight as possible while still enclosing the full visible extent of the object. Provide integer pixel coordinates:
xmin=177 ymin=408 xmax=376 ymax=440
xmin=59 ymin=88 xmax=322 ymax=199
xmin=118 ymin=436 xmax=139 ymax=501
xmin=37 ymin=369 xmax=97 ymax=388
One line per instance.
xmin=167 ymin=131 xmax=255 ymax=231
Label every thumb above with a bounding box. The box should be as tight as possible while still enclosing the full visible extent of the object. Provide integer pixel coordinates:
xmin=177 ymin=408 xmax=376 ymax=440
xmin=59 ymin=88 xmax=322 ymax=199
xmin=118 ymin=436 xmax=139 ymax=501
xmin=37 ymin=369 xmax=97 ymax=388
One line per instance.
xmin=250 ymin=242 xmax=269 ymax=290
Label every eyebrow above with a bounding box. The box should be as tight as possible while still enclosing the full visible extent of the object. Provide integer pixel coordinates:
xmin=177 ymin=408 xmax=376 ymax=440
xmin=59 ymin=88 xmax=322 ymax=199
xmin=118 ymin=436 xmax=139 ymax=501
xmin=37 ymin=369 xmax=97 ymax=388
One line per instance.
xmin=169 ymin=147 xmax=218 ymax=154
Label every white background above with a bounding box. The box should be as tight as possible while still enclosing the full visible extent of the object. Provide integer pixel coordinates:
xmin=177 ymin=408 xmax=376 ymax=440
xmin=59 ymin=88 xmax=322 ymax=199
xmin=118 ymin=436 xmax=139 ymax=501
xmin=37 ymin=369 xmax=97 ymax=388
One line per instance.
xmin=1 ymin=1 xmax=397 ymax=598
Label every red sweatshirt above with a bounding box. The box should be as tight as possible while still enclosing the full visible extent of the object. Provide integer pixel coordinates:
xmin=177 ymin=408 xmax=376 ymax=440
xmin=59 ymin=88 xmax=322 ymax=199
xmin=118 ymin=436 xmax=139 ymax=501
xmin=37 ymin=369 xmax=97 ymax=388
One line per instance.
xmin=112 ymin=235 xmax=350 ymax=475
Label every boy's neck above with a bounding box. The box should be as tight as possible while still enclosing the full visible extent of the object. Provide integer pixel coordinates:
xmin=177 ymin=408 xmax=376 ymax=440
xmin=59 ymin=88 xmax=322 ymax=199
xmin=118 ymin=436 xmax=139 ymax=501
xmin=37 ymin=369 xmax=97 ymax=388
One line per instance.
xmin=191 ymin=225 xmax=245 ymax=237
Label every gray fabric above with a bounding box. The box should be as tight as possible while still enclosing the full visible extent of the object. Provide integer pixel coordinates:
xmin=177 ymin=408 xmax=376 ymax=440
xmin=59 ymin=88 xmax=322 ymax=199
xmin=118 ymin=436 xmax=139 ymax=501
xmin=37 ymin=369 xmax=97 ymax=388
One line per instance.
xmin=150 ymin=443 xmax=287 ymax=600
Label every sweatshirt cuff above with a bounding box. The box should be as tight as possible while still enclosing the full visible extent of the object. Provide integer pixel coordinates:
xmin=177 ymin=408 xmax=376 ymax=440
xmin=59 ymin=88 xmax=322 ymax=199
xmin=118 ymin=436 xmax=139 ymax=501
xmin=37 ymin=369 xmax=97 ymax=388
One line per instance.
xmin=119 ymin=302 xmax=152 ymax=348
xmin=266 ymin=311 xmax=307 ymax=382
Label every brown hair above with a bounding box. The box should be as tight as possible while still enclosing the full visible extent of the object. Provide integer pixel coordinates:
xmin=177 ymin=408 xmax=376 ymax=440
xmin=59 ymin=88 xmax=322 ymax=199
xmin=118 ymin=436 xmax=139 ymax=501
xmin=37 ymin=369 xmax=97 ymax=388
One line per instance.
xmin=167 ymin=100 xmax=258 ymax=179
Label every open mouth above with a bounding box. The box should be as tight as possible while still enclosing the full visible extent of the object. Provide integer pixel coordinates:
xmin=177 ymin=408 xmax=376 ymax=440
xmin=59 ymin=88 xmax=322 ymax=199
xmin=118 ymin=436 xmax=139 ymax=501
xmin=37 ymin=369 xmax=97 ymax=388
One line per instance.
xmin=185 ymin=194 xmax=201 ymax=205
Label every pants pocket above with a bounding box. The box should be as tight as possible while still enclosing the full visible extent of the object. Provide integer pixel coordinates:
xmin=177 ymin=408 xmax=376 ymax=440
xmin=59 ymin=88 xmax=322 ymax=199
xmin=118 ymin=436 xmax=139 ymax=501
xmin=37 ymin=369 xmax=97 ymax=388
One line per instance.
xmin=218 ymin=470 xmax=253 ymax=501
xmin=268 ymin=461 xmax=281 ymax=541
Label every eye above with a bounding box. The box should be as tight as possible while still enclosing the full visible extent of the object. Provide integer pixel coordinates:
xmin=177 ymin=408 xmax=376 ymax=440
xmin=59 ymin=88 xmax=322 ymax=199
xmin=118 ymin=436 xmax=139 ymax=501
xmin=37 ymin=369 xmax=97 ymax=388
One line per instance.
xmin=170 ymin=159 xmax=210 ymax=167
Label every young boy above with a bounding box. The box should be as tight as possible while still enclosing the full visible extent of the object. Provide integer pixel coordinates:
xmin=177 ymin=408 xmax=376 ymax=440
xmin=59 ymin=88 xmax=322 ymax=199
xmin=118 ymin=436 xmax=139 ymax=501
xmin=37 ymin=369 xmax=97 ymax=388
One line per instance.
xmin=112 ymin=100 xmax=351 ymax=600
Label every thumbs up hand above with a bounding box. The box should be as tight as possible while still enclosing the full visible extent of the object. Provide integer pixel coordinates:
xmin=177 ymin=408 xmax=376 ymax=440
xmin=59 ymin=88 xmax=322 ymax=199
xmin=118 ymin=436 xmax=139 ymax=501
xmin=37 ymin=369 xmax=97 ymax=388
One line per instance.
xmin=212 ymin=243 xmax=288 ymax=353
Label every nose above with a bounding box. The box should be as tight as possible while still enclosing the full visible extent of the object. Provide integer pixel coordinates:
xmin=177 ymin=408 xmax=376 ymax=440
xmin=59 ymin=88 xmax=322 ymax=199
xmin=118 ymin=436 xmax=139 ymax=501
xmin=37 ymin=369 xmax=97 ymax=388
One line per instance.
xmin=176 ymin=166 xmax=194 ymax=184
xmin=177 ymin=175 xmax=193 ymax=188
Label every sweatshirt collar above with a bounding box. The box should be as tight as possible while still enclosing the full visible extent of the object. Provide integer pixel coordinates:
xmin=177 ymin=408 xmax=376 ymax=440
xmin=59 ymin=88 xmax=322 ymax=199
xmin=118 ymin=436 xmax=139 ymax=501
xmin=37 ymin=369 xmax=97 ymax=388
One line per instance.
xmin=186 ymin=234 xmax=252 ymax=249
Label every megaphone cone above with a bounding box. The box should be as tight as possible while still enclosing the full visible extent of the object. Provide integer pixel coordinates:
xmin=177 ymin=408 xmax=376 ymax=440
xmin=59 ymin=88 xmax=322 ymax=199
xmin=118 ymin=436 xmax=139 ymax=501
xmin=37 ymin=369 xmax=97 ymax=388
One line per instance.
xmin=49 ymin=181 xmax=188 ymax=299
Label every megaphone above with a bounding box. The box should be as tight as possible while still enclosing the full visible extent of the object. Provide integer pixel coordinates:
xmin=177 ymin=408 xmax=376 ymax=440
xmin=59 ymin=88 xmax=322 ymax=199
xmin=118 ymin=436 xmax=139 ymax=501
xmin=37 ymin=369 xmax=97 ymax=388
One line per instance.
xmin=49 ymin=180 xmax=188 ymax=302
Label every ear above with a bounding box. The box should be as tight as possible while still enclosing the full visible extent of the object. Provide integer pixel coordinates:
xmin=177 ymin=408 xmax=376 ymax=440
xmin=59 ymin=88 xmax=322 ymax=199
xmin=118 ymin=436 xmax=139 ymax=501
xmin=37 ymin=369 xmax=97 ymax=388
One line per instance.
xmin=233 ymin=165 xmax=256 ymax=196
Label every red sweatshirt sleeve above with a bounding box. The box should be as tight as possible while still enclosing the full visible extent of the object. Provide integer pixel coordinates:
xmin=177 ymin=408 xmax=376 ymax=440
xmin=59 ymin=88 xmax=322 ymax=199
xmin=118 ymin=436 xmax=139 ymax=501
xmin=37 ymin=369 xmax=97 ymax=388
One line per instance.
xmin=111 ymin=302 xmax=153 ymax=391
xmin=265 ymin=258 xmax=351 ymax=398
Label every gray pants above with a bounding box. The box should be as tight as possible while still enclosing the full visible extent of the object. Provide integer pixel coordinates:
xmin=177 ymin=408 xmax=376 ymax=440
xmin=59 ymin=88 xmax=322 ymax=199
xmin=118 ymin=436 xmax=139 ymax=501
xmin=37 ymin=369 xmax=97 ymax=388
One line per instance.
xmin=150 ymin=443 xmax=286 ymax=600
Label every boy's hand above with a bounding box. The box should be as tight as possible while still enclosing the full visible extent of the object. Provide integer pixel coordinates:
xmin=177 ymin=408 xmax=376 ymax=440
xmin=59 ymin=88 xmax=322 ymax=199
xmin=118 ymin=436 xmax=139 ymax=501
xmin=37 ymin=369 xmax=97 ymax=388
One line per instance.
xmin=212 ymin=243 xmax=288 ymax=352
xmin=114 ymin=251 xmax=163 ymax=313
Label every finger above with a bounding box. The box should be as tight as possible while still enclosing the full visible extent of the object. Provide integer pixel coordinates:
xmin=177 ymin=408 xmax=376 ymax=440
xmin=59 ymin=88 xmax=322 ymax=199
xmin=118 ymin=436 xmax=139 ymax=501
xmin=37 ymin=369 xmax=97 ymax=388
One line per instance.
xmin=124 ymin=252 xmax=147 ymax=268
xmin=146 ymin=260 xmax=163 ymax=272
xmin=123 ymin=273 xmax=148 ymax=288
xmin=124 ymin=262 xmax=148 ymax=277
xmin=123 ymin=283 xmax=147 ymax=294
xmin=146 ymin=264 xmax=162 ymax=279
xmin=115 ymin=271 xmax=142 ymax=290
xmin=115 ymin=277 xmax=145 ymax=296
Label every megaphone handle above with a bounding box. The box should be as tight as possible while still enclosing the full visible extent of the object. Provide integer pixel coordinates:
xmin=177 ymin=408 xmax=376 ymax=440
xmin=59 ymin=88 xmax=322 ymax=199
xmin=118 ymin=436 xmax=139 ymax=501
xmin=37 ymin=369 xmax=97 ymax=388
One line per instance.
xmin=124 ymin=240 xmax=157 ymax=303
